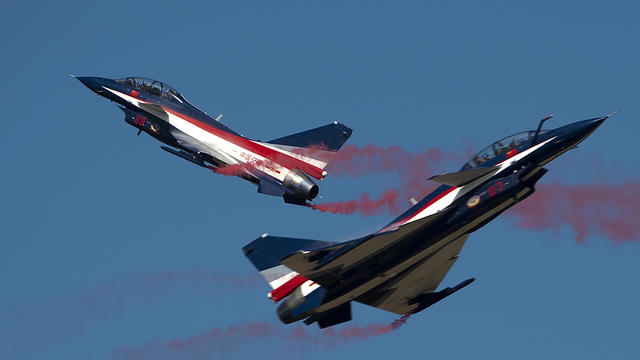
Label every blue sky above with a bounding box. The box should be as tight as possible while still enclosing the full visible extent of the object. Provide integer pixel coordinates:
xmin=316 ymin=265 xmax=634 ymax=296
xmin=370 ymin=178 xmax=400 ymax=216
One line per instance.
xmin=1 ymin=1 xmax=639 ymax=359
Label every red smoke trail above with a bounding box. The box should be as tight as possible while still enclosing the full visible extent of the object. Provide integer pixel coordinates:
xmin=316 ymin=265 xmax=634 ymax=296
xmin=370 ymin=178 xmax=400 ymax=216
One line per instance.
xmin=207 ymin=144 xmax=455 ymax=216
xmin=311 ymin=144 xmax=454 ymax=216
xmin=326 ymin=144 xmax=463 ymax=178
xmin=78 ymin=270 xmax=261 ymax=311
xmin=312 ymin=180 xmax=640 ymax=243
xmin=310 ymin=189 xmax=402 ymax=216
xmin=208 ymin=164 xmax=248 ymax=176
xmin=209 ymin=159 xmax=275 ymax=177
xmin=2 ymin=270 xmax=260 ymax=356
xmin=113 ymin=314 xmax=411 ymax=359
xmin=313 ymin=145 xmax=640 ymax=243
xmin=507 ymin=182 xmax=640 ymax=243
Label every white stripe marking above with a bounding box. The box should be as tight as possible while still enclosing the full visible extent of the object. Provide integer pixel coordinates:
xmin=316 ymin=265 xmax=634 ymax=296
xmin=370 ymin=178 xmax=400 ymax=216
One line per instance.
xmin=402 ymin=137 xmax=557 ymax=224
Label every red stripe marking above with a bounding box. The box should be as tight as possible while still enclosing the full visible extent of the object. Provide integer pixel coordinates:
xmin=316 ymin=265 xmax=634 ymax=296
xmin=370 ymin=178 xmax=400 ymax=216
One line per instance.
xmin=378 ymin=186 xmax=458 ymax=233
xmin=269 ymin=274 xmax=308 ymax=303
xmin=163 ymin=108 xmax=325 ymax=179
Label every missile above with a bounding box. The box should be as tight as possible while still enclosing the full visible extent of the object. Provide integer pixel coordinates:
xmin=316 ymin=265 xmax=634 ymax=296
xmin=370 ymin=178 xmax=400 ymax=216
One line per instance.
xmin=160 ymin=146 xmax=206 ymax=167
xmin=409 ymin=278 xmax=475 ymax=314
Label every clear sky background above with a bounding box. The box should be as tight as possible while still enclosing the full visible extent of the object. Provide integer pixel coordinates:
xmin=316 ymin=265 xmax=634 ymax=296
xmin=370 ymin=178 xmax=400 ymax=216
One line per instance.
xmin=2 ymin=1 xmax=639 ymax=359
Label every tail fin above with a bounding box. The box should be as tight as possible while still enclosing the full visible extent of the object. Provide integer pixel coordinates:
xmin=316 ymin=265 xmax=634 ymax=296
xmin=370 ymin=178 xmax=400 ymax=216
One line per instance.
xmin=260 ymin=122 xmax=353 ymax=171
xmin=242 ymin=235 xmax=336 ymax=289
xmin=243 ymin=234 xmax=355 ymax=327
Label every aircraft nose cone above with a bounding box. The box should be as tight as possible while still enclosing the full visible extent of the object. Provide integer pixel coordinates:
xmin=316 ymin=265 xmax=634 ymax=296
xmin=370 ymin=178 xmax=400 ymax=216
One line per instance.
xmin=579 ymin=117 xmax=606 ymax=134
xmin=76 ymin=76 xmax=104 ymax=93
xmin=563 ymin=117 xmax=606 ymax=146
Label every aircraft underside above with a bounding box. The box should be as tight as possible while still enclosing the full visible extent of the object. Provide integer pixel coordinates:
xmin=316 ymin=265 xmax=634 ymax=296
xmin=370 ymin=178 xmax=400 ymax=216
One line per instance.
xmin=274 ymin=170 xmax=543 ymax=327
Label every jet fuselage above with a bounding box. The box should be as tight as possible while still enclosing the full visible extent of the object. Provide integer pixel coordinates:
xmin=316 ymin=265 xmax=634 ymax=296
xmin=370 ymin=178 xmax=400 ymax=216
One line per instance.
xmin=77 ymin=76 xmax=352 ymax=204
xmin=244 ymin=115 xmax=610 ymax=327
xmin=320 ymin=117 xmax=607 ymax=315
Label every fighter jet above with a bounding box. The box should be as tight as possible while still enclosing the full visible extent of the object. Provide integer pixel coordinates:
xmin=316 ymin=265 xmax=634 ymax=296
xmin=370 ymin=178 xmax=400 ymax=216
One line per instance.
xmin=75 ymin=76 xmax=352 ymax=205
xmin=243 ymin=113 xmax=613 ymax=328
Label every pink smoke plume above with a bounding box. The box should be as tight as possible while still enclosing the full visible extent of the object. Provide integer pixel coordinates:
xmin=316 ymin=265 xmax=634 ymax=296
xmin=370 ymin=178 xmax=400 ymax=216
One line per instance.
xmin=208 ymin=144 xmax=456 ymax=217
xmin=113 ymin=314 xmax=411 ymax=359
xmin=208 ymin=158 xmax=275 ymax=177
xmin=208 ymin=164 xmax=248 ymax=176
xmin=310 ymin=144 xmax=454 ymax=216
xmin=313 ymin=146 xmax=640 ymax=243
xmin=2 ymin=270 xmax=260 ymax=355
xmin=310 ymin=189 xmax=403 ymax=216
xmin=78 ymin=269 xmax=260 ymax=312
xmin=507 ymin=182 xmax=640 ymax=242
xmin=327 ymin=144 xmax=465 ymax=178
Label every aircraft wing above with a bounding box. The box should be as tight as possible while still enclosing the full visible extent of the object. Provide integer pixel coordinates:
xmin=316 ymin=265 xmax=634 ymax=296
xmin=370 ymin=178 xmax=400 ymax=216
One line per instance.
xmin=428 ymin=167 xmax=497 ymax=187
xmin=354 ymin=233 xmax=470 ymax=314
xmin=279 ymin=210 xmax=451 ymax=288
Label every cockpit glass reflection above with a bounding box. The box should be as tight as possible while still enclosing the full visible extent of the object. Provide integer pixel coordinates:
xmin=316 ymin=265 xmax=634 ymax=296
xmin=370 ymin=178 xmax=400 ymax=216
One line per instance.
xmin=116 ymin=77 xmax=185 ymax=104
xmin=462 ymin=131 xmax=535 ymax=170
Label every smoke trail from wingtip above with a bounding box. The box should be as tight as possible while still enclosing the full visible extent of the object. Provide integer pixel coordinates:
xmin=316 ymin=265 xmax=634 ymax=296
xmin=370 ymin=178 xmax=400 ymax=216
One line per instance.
xmin=112 ymin=314 xmax=411 ymax=359
xmin=507 ymin=182 xmax=640 ymax=242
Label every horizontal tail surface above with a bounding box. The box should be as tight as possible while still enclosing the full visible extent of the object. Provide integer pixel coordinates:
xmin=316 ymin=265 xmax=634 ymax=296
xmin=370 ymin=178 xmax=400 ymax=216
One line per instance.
xmin=242 ymin=235 xmax=337 ymax=289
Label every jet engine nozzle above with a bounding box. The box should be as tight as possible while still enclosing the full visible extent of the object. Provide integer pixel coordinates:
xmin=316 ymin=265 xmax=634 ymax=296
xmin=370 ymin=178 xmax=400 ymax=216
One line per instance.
xmin=283 ymin=168 xmax=319 ymax=200
xmin=277 ymin=286 xmax=327 ymax=325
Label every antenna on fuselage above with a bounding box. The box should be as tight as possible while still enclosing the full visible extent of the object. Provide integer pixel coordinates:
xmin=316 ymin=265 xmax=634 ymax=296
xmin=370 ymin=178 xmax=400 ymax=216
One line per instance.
xmin=532 ymin=114 xmax=554 ymax=145
xmin=215 ymin=114 xmax=223 ymax=122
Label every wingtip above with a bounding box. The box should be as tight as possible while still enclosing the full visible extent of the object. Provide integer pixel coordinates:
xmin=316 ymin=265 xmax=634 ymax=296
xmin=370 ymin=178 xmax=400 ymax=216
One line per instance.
xmin=68 ymin=73 xmax=77 ymax=78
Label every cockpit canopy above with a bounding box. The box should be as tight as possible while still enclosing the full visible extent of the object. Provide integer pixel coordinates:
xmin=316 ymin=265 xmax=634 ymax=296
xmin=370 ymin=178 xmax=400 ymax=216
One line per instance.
xmin=115 ymin=77 xmax=185 ymax=103
xmin=462 ymin=131 xmax=541 ymax=170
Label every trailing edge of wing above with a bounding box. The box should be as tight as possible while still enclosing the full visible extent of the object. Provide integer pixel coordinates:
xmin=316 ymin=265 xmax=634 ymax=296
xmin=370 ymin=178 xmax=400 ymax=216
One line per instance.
xmin=427 ymin=167 xmax=497 ymax=187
